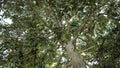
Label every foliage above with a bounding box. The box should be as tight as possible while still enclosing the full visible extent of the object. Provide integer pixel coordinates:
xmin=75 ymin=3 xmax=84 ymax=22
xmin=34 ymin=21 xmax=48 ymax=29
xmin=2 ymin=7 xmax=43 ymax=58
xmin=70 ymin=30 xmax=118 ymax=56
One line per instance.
xmin=0 ymin=0 xmax=120 ymax=68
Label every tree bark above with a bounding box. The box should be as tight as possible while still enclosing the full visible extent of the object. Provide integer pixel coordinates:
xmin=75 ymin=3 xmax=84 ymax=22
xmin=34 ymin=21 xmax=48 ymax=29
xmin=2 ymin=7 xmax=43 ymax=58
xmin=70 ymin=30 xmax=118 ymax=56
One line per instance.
xmin=65 ymin=40 xmax=86 ymax=68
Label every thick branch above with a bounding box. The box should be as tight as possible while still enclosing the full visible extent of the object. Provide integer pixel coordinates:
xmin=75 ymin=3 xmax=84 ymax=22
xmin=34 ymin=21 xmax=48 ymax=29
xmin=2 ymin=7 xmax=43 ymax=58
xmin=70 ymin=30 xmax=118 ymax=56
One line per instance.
xmin=65 ymin=40 xmax=86 ymax=68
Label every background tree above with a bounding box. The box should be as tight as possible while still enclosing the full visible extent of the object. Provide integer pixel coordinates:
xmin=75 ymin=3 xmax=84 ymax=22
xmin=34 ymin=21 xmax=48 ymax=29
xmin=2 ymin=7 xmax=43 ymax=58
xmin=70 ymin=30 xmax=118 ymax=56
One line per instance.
xmin=0 ymin=0 xmax=120 ymax=68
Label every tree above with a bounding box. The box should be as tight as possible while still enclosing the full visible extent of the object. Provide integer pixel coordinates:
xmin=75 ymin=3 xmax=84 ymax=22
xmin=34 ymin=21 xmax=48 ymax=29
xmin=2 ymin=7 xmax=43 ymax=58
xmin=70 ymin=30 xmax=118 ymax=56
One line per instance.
xmin=0 ymin=0 xmax=120 ymax=68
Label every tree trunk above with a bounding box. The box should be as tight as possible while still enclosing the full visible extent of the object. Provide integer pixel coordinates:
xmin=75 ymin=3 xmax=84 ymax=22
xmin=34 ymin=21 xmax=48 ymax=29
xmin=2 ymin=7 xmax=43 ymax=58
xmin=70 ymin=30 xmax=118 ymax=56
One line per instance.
xmin=65 ymin=40 xmax=86 ymax=68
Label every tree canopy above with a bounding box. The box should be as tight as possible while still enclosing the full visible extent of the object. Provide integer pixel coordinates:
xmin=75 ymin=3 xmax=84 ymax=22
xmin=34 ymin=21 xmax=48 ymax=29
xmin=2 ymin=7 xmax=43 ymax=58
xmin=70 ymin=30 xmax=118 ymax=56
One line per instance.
xmin=0 ymin=0 xmax=120 ymax=68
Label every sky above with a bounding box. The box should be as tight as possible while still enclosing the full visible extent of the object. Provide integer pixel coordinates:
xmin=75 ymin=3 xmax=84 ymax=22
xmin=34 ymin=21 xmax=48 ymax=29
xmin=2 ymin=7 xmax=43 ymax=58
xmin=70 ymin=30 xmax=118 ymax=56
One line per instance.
xmin=0 ymin=11 xmax=13 ymax=25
